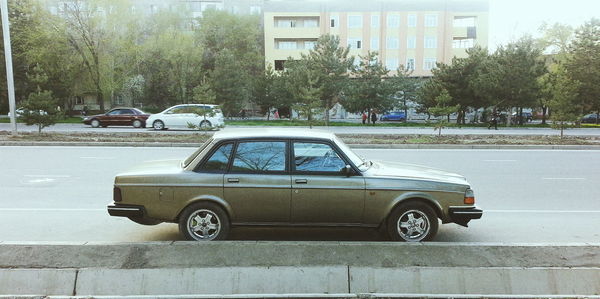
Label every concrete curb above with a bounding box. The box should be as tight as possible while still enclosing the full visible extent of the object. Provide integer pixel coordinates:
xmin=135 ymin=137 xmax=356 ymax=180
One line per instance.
xmin=1 ymin=141 xmax=599 ymax=150
xmin=1 ymin=242 xmax=600 ymax=296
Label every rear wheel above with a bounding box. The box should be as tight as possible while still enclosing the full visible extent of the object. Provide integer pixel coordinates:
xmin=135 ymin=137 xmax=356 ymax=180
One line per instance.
xmin=153 ymin=120 xmax=165 ymax=130
xmin=132 ymin=119 xmax=143 ymax=128
xmin=200 ymin=120 xmax=212 ymax=130
xmin=179 ymin=202 xmax=229 ymax=241
xmin=387 ymin=201 xmax=438 ymax=242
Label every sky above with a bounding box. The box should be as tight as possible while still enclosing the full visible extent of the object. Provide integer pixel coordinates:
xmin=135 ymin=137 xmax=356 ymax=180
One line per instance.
xmin=489 ymin=0 xmax=600 ymax=49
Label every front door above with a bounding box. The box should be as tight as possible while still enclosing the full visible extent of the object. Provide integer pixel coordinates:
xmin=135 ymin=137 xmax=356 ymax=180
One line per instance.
xmin=224 ymin=140 xmax=291 ymax=223
xmin=290 ymin=141 xmax=365 ymax=224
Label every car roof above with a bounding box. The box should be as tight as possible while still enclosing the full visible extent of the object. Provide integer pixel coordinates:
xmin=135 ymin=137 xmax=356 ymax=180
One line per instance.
xmin=213 ymin=128 xmax=336 ymax=141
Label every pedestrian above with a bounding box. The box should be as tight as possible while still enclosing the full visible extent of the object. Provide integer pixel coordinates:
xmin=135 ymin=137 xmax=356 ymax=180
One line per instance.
xmin=274 ymin=109 xmax=279 ymax=119
xmin=488 ymin=111 xmax=498 ymax=130
xmin=371 ymin=111 xmax=377 ymax=125
xmin=361 ymin=112 xmax=367 ymax=125
xmin=82 ymin=105 xmax=88 ymax=116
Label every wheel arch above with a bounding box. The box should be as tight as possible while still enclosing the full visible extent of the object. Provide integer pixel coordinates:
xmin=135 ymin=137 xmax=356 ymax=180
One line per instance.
xmin=176 ymin=195 xmax=233 ymax=223
xmin=384 ymin=192 xmax=444 ymax=225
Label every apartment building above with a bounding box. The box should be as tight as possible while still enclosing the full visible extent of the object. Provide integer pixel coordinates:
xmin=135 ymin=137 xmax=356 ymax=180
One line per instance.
xmin=264 ymin=0 xmax=489 ymax=77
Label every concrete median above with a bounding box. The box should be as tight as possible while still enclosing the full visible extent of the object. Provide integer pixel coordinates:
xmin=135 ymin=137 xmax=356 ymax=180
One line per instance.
xmin=1 ymin=242 xmax=599 ymax=297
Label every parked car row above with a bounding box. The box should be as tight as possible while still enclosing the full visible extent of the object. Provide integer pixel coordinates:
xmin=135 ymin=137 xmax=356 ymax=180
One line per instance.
xmin=82 ymin=104 xmax=225 ymax=130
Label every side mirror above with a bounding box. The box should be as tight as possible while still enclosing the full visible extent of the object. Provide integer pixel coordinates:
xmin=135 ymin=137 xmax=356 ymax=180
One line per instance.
xmin=341 ymin=165 xmax=353 ymax=177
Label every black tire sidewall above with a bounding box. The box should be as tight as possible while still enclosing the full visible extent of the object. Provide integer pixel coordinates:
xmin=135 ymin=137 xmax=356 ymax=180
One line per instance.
xmin=178 ymin=202 xmax=230 ymax=241
xmin=387 ymin=201 xmax=439 ymax=242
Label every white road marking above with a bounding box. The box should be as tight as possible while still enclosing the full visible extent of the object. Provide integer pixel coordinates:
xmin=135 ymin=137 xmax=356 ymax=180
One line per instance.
xmin=25 ymin=178 xmax=56 ymax=184
xmin=542 ymin=177 xmax=586 ymax=180
xmin=24 ymin=175 xmax=70 ymax=178
xmin=487 ymin=210 xmax=600 ymax=213
xmin=0 ymin=208 xmax=105 ymax=211
xmin=79 ymin=156 xmax=116 ymax=160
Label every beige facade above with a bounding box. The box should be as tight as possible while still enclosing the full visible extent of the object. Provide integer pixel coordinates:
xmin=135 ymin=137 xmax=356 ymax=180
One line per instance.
xmin=264 ymin=0 xmax=489 ymax=77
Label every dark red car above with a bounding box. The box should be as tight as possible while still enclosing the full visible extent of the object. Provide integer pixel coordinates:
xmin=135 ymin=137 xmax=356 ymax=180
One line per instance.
xmin=83 ymin=108 xmax=150 ymax=128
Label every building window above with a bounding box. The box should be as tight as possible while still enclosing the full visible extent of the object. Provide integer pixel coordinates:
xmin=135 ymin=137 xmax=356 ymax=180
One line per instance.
xmin=406 ymin=58 xmax=415 ymax=71
xmin=250 ymin=6 xmax=261 ymax=15
xmin=407 ymin=14 xmax=417 ymax=27
xmin=276 ymin=19 xmax=295 ymax=28
xmin=423 ymin=58 xmax=437 ymax=70
xmin=304 ymin=41 xmax=317 ymax=50
xmin=406 ymin=36 xmax=416 ymax=49
xmin=386 ymin=58 xmax=399 ymax=71
xmin=454 ymin=16 xmax=476 ymax=27
xmin=348 ymin=15 xmax=362 ymax=28
xmin=371 ymin=14 xmax=380 ymax=28
xmin=386 ymin=37 xmax=399 ymax=49
xmin=330 ymin=14 xmax=338 ymax=28
xmin=370 ymin=37 xmax=379 ymax=50
xmin=425 ymin=14 xmax=438 ymax=27
xmin=304 ymin=19 xmax=318 ymax=28
xmin=114 ymin=95 xmax=124 ymax=105
xmin=348 ymin=38 xmax=362 ymax=49
xmin=274 ymin=60 xmax=286 ymax=71
xmin=424 ymin=36 xmax=437 ymax=48
xmin=452 ymin=38 xmax=475 ymax=48
xmin=75 ymin=96 xmax=83 ymax=105
xmin=387 ymin=14 xmax=400 ymax=28
xmin=278 ymin=41 xmax=297 ymax=50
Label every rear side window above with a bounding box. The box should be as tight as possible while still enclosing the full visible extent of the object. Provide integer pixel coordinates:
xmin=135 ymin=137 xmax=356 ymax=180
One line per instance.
xmin=231 ymin=141 xmax=286 ymax=173
xmin=198 ymin=143 xmax=233 ymax=172
xmin=293 ymin=142 xmax=346 ymax=173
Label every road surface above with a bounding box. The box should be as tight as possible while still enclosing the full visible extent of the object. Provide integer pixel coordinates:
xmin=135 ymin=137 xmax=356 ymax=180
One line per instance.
xmin=2 ymin=122 xmax=600 ymax=136
xmin=0 ymin=146 xmax=599 ymax=243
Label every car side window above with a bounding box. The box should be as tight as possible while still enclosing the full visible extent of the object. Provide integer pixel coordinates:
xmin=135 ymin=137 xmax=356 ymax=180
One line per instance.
xmin=107 ymin=110 xmax=120 ymax=115
xmin=231 ymin=141 xmax=286 ymax=173
xmin=198 ymin=143 xmax=233 ymax=172
xmin=293 ymin=142 xmax=346 ymax=173
xmin=122 ymin=109 xmax=134 ymax=115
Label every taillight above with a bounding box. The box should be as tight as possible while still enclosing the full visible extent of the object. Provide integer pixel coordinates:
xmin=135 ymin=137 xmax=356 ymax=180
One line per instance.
xmin=113 ymin=186 xmax=122 ymax=202
xmin=464 ymin=189 xmax=475 ymax=205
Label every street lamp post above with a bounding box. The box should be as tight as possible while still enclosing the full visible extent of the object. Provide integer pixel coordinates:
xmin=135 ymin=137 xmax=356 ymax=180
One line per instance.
xmin=1 ymin=0 xmax=17 ymax=135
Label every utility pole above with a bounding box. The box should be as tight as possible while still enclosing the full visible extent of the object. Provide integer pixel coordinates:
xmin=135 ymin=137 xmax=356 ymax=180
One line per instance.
xmin=1 ymin=0 xmax=17 ymax=135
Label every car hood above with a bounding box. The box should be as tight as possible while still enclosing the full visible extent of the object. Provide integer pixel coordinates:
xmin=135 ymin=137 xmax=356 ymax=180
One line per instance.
xmin=367 ymin=161 xmax=469 ymax=185
xmin=117 ymin=159 xmax=183 ymax=176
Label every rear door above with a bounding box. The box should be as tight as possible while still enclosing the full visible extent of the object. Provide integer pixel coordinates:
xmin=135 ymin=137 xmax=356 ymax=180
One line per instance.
xmin=224 ymin=140 xmax=291 ymax=224
xmin=290 ymin=141 xmax=365 ymax=224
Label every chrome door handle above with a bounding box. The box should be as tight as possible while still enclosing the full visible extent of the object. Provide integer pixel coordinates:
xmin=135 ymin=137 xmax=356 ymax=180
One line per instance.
xmin=295 ymin=179 xmax=307 ymax=184
xmin=227 ymin=178 xmax=240 ymax=183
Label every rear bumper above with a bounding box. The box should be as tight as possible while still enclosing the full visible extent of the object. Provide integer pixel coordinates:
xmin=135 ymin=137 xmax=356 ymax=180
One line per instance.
xmin=107 ymin=204 xmax=145 ymax=218
xmin=449 ymin=207 xmax=483 ymax=227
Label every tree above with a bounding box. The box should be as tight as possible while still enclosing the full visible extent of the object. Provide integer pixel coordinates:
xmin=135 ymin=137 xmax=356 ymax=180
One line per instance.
xmin=344 ymin=52 xmax=395 ymax=122
xmin=545 ymin=65 xmax=581 ymax=137
xmin=252 ymin=65 xmax=280 ymax=120
xmin=304 ymin=34 xmax=353 ymax=125
xmin=565 ymin=19 xmax=600 ymax=123
xmin=282 ymin=60 xmax=323 ymax=128
xmin=428 ymin=89 xmax=458 ymax=136
xmin=20 ymin=65 xmax=62 ymax=133
xmin=475 ymin=38 xmax=546 ymax=125
xmin=389 ymin=67 xmax=419 ymax=121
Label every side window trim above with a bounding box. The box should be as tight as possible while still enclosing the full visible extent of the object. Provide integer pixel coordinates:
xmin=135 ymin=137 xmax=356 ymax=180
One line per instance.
xmin=291 ymin=139 xmax=352 ymax=175
xmin=227 ymin=139 xmax=290 ymax=174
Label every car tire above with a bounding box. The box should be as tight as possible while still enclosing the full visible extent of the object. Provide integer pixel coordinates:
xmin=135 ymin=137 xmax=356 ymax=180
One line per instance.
xmin=132 ymin=119 xmax=143 ymax=128
xmin=128 ymin=216 xmax=162 ymax=226
xmin=179 ymin=202 xmax=229 ymax=241
xmin=153 ymin=120 xmax=165 ymax=130
xmin=200 ymin=120 xmax=212 ymax=130
xmin=90 ymin=119 xmax=100 ymax=128
xmin=387 ymin=201 xmax=438 ymax=242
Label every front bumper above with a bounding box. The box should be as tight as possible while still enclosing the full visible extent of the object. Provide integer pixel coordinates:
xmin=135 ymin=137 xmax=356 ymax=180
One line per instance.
xmin=449 ymin=207 xmax=483 ymax=227
xmin=107 ymin=204 xmax=145 ymax=218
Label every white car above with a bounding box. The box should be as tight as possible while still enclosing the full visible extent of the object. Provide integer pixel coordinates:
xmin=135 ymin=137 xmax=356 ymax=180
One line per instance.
xmin=147 ymin=104 xmax=225 ymax=130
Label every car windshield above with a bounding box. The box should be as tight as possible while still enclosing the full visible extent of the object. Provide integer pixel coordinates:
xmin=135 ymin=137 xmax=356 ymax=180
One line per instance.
xmin=182 ymin=138 xmax=213 ymax=168
xmin=333 ymin=136 xmax=369 ymax=171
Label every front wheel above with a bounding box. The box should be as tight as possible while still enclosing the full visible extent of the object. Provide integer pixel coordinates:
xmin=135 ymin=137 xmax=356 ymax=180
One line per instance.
xmin=387 ymin=201 xmax=438 ymax=242
xmin=90 ymin=119 xmax=100 ymax=128
xmin=132 ymin=119 xmax=143 ymax=128
xmin=153 ymin=120 xmax=165 ymax=130
xmin=179 ymin=202 xmax=229 ymax=241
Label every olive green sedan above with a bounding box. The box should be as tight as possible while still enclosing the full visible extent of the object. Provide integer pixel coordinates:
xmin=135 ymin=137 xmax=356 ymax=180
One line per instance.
xmin=108 ymin=129 xmax=482 ymax=242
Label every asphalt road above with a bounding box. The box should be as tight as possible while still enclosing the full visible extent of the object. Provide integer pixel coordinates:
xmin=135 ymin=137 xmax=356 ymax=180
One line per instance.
xmin=0 ymin=146 xmax=599 ymax=243
xmin=2 ymin=122 xmax=600 ymax=136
